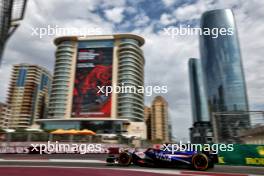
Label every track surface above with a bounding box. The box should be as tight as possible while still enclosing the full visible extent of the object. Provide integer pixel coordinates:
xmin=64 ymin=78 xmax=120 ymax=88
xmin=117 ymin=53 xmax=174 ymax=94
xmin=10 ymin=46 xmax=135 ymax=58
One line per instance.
xmin=0 ymin=154 xmax=263 ymax=176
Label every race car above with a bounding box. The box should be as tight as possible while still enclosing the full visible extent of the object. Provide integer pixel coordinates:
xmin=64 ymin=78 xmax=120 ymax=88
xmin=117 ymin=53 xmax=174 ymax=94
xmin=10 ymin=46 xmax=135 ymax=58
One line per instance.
xmin=106 ymin=147 xmax=218 ymax=171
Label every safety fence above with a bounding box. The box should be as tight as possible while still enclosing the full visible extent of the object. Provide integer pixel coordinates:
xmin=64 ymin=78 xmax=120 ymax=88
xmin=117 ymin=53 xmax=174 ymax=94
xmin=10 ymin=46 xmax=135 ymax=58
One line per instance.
xmin=218 ymin=144 xmax=264 ymax=167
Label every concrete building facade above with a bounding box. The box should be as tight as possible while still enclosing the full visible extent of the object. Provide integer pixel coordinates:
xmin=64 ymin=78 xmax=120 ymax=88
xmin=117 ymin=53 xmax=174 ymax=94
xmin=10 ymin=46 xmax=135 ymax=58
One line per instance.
xmin=38 ymin=34 xmax=146 ymax=139
xmin=0 ymin=103 xmax=11 ymax=129
xmin=144 ymin=106 xmax=152 ymax=140
xmin=144 ymin=96 xmax=170 ymax=142
xmin=7 ymin=64 xmax=52 ymax=128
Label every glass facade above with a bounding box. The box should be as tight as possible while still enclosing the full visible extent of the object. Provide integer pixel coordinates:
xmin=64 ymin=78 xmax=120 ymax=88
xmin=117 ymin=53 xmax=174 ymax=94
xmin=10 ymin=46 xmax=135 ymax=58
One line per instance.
xmin=16 ymin=68 xmax=27 ymax=87
xmin=39 ymin=74 xmax=50 ymax=90
xmin=188 ymin=58 xmax=210 ymax=123
xmin=200 ymin=9 xmax=249 ymax=112
xmin=200 ymin=9 xmax=250 ymax=142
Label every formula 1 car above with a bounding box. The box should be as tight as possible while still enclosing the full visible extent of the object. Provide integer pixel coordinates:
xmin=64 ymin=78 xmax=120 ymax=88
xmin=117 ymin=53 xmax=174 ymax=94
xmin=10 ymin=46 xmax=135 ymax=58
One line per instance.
xmin=106 ymin=147 xmax=218 ymax=171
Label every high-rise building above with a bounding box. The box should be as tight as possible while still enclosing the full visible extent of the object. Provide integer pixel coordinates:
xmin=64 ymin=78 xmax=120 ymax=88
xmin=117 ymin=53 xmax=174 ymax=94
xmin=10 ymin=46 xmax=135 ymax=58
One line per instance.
xmin=189 ymin=58 xmax=210 ymax=123
xmin=144 ymin=106 xmax=151 ymax=140
xmin=7 ymin=64 xmax=52 ymax=129
xmin=150 ymin=96 xmax=170 ymax=142
xmin=188 ymin=58 xmax=213 ymax=144
xmin=0 ymin=0 xmax=27 ymax=63
xmin=200 ymin=9 xmax=250 ymax=143
xmin=0 ymin=102 xmax=11 ymax=129
xmin=38 ymin=34 xmax=146 ymax=139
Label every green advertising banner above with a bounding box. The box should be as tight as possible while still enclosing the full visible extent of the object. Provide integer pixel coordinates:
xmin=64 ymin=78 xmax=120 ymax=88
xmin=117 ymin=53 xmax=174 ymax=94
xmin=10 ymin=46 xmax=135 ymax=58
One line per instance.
xmin=218 ymin=144 xmax=264 ymax=166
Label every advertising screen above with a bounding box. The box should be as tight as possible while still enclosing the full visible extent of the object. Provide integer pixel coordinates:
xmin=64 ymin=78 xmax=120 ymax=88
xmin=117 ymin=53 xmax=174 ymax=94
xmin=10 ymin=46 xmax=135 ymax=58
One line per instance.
xmin=71 ymin=41 xmax=113 ymax=118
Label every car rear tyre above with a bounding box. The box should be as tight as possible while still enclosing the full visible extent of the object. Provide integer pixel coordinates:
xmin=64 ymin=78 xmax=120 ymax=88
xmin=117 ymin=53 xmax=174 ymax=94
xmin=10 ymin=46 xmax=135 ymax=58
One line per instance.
xmin=192 ymin=153 xmax=209 ymax=171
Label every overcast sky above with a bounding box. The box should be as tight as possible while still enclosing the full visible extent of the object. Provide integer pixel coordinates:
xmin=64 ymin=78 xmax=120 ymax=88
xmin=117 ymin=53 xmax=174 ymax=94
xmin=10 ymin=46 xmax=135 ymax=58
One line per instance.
xmin=0 ymin=0 xmax=263 ymax=141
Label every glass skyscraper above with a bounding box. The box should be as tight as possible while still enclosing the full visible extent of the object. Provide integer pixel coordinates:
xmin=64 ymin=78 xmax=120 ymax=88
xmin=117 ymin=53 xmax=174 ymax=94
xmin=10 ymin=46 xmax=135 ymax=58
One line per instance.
xmin=188 ymin=58 xmax=213 ymax=144
xmin=188 ymin=58 xmax=210 ymax=123
xmin=200 ymin=9 xmax=250 ymax=143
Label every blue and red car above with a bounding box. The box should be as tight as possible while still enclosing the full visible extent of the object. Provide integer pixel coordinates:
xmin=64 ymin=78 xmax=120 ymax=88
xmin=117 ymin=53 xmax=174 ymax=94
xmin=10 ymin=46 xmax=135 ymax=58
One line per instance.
xmin=106 ymin=147 xmax=218 ymax=171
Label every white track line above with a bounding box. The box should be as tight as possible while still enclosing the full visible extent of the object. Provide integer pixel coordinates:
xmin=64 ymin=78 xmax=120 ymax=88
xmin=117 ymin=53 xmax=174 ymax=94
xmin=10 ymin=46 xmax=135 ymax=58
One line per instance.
xmin=49 ymin=159 xmax=105 ymax=163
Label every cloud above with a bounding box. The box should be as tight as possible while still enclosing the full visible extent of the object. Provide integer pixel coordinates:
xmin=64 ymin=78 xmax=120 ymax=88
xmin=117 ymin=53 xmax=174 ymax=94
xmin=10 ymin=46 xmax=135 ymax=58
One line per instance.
xmin=104 ymin=7 xmax=125 ymax=23
xmin=230 ymin=0 xmax=264 ymax=111
xmin=133 ymin=13 xmax=150 ymax=27
xmin=100 ymin=0 xmax=126 ymax=9
xmin=162 ymin=0 xmax=176 ymax=7
xmin=160 ymin=13 xmax=176 ymax=25
xmin=173 ymin=0 xmax=207 ymax=21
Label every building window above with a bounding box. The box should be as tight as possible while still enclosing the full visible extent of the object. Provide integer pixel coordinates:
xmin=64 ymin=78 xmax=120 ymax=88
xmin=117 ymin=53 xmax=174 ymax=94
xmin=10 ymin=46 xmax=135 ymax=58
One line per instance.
xmin=16 ymin=68 xmax=27 ymax=87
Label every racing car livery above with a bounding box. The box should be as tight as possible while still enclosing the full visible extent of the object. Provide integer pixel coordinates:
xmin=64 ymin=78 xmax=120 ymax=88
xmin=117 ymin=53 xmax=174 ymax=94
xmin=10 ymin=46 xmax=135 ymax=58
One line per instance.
xmin=106 ymin=147 xmax=218 ymax=171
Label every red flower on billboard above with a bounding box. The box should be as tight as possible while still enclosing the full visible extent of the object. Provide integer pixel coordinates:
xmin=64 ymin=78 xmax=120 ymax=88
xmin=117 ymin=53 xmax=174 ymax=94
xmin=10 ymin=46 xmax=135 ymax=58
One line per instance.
xmin=81 ymin=65 xmax=112 ymax=94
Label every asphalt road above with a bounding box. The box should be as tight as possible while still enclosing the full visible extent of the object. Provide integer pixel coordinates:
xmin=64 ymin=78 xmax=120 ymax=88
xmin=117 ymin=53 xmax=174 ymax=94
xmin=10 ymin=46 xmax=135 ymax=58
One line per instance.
xmin=0 ymin=154 xmax=263 ymax=175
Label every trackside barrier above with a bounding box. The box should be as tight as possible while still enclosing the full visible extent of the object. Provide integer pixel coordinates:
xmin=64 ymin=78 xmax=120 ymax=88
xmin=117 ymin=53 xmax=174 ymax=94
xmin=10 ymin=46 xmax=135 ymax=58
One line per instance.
xmin=218 ymin=144 xmax=264 ymax=167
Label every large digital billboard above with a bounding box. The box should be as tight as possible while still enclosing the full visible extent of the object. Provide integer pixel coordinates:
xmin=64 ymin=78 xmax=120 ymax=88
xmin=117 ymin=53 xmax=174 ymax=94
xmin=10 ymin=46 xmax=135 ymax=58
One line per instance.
xmin=71 ymin=40 xmax=113 ymax=118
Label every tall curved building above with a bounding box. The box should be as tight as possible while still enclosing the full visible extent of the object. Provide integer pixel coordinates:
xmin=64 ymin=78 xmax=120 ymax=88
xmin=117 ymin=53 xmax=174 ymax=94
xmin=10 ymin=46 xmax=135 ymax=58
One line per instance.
xmin=37 ymin=34 xmax=146 ymax=138
xmin=117 ymin=38 xmax=145 ymax=122
xmin=200 ymin=9 xmax=250 ymax=143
